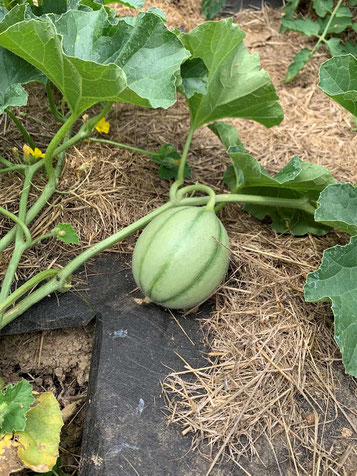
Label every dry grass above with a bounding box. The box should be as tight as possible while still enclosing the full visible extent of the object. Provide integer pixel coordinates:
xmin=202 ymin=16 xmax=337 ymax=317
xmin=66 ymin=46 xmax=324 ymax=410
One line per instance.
xmin=0 ymin=2 xmax=357 ymax=475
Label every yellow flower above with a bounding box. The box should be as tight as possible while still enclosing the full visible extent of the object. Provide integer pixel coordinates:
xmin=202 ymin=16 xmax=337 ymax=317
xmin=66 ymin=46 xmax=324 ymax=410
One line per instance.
xmin=31 ymin=148 xmax=45 ymax=159
xmin=22 ymin=145 xmax=45 ymax=160
xmin=96 ymin=117 xmax=110 ymax=134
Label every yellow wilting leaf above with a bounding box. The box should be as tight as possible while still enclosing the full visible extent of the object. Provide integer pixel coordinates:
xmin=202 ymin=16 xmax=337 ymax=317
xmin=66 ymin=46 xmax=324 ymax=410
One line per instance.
xmin=95 ymin=117 xmax=110 ymax=134
xmin=15 ymin=393 xmax=63 ymax=473
xmin=0 ymin=434 xmax=24 ymax=476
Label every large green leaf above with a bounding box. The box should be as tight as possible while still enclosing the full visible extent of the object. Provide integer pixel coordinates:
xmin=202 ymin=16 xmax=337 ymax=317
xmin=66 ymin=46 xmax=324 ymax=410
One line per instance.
xmin=109 ymin=12 xmax=190 ymax=108
xmin=0 ymin=380 xmax=34 ymax=434
xmin=0 ymin=5 xmax=127 ymax=115
xmin=31 ymin=0 xmax=67 ymax=16
xmin=0 ymin=6 xmax=188 ymax=113
xmin=179 ymin=19 xmax=283 ymax=130
xmin=0 ymin=47 xmax=44 ymax=114
xmin=315 ymin=183 xmax=357 ymax=235
xmin=209 ymin=121 xmax=335 ymax=235
xmin=305 ymin=237 xmax=357 ymax=377
xmin=201 ymin=0 xmax=227 ymax=20
xmin=104 ymin=0 xmax=145 ymax=7
xmin=179 ymin=57 xmax=208 ymax=99
xmin=318 ymin=55 xmax=357 ymax=116
xmin=52 ymin=8 xmax=189 ymax=108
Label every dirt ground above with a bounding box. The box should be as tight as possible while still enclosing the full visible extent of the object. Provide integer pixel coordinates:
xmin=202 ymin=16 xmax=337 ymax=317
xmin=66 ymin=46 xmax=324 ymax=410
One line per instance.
xmin=0 ymin=326 xmax=94 ymax=473
xmin=0 ymin=1 xmax=357 ymax=475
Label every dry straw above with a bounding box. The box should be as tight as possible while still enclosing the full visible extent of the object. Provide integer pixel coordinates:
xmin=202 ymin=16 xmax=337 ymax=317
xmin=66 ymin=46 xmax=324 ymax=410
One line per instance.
xmin=1 ymin=1 xmax=356 ymax=474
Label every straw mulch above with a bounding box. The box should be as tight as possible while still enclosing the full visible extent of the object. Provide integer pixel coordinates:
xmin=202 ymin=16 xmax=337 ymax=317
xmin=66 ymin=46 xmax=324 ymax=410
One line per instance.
xmin=1 ymin=1 xmax=356 ymax=474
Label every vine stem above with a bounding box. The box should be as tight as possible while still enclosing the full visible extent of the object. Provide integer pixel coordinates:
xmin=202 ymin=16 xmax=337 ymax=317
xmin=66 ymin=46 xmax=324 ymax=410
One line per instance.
xmin=311 ymin=0 xmax=343 ymax=56
xmin=0 ymin=206 xmax=31 ymax=246
xmin=311 ymin=0 xmax=344 ymax=55
xmin=53 ymin=102 xmax=113 ymax=157
xmin=29 ymin=232 xmax=57 ymax=247
xmin=181 ymin=193 xmax=316 ymax=215
xmin=0 ymin=269 xmax=59 ymax=316
xmin=0 ymin=201 xmax=174 ymax=327
xmin=88 ymin=137 xmax=157 ymax=157
xmin=6 ymin=107 xmax=36 ymax=149
xmin=44 ymin=112 xmax=79 ymax=182
xmin=0 ymin=159 xmax=45 ymax=253
xmin=0 ymin=114 xmax=79 ymax=303
xmin=0 ymin=156 xmax=15 ymax=167
xmin=46 ymin=81 xmax=65 ymax=123
xmin=169 ymin=127 xmax=195 ymax=201
xmin=0 ymin=191 xmax=317 ymax=328
xmin=0 ymin=165 xmax=26 ymax=174
xmin=0 ymin=166 xmax=35 ymax=303
xmin=0 ymin=101 xmax=112 ymax=252
xmin=177 ymin=127 xmax=195 ymax=184
xmin=177 ymin=184 xmax=216 ymax=211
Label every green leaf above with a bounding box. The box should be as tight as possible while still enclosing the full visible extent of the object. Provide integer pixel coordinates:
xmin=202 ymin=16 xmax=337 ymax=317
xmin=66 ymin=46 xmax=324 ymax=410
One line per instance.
xmin=313 ymin=0 xmax=333 ymax=18
xmin=54 ymin=223 xmax=79 ymax=244
xmin=209 ymin=121 xmax=335 ymax=235
xmin=201 ymin=0 xmax=227 ymax=20
xmin=0 ymin=8 xmax=6 ymax=22
xmin=0 ymin=7 xmax=188 ymax=113
xmin=179 ymin=57 xmax=208 ymax=99
xmin=104 ymin=0 xmax=145 ymax=7
xmin=315 ymin=183 xmax=357 ymax=235
xmin=305 ymin=237 xmax=357 ymax=377
xmin=110 ymin=12 xmax=190 ymax=108
xmin=326 ymin=38 xmax=357 ymax=57
xmin=0 ymin=47 xmax=44 ymax=114
xmin=318 ymin=55 xmax=357 ymax=116
xmin=349 ymin=0 xmax=357 ymax=6
xmin=281 ymin=0 xmax=300 ymax=20
xmin=151 ymin=145 xmax=191 ymax=180
xmin=31 ymin=0 xmax=67 ymax=16
xmin=352 ymin=22 xmax=357 ymax=33
xmin=0 ymin=380 xmax=34 ymax=433
xmin=285 ymin=48 xmax=312 ymax=83
xmin=179 ymin=19 xmax=283 ymax=130
xmin=280 ymin=0 xmax=300 ymax=32
xmin=318 ymin=6 xmax=352 ymax=34
xmin=146 ymin=7 xmax=166 ymax=20
xmin=0 ymin=5 xmax=127 ymax=115
xmin=16 ymin=392 xmax=63 ymax=472
xmin=280 ymin=17 xmax=320 ymax=36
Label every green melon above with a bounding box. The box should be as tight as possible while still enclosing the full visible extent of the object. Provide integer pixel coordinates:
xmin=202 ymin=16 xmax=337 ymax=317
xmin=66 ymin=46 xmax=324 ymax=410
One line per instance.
xmin=132 ymin=206 xmax=230 ymax=309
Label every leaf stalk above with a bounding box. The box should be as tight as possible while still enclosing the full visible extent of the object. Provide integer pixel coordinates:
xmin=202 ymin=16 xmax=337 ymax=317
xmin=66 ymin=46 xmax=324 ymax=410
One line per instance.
xmin=6 ymin=107 xmax=36 ymax=149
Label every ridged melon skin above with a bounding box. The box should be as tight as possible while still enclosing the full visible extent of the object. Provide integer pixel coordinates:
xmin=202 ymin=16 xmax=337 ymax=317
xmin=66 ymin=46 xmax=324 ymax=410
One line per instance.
xmin=132 ymin=206 xmax=230 ymax=309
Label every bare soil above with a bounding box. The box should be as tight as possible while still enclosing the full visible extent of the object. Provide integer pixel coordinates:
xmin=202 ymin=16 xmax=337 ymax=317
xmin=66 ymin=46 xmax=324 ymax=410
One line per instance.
xmin=0 ymin=326 xmax=94 ymax=474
